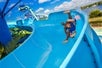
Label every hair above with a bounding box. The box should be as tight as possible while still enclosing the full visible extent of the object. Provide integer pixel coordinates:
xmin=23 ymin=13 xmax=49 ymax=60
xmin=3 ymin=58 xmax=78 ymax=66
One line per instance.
xmin=66 ymin=21 xmax=71 ymax=24
xmin=65 ymin=21 xmax=71 ymax=28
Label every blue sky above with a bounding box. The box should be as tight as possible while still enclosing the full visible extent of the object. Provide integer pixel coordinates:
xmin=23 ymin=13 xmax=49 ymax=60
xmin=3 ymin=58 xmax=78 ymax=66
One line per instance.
xmin=0 ymin=0 xmax=71 ymax=21
xmin=0 ymin=0 xmax=101 ymax=22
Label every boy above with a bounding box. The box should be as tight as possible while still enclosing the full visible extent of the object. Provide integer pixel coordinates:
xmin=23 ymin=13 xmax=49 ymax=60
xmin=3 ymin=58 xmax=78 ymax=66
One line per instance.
xmin=62 ymin=10 xmax=76 ymax=43
xmin=62 ymin=19 xmax=76 ymax=42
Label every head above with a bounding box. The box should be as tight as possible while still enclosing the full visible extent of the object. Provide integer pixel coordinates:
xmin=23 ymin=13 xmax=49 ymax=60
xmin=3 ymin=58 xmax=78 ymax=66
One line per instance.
xmin=65 ymin=21 xmax=71 ymax=28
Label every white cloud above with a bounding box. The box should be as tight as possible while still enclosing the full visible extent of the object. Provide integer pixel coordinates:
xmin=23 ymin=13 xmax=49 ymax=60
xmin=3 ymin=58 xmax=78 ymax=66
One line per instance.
xmin=44 ymin=9 xmax=51 ymax=14
xmin=38 ymin=0 xmax=50 ymax=3
xmin=54 ymin=2 xmax=73 ymax=12
xmin=36 ymin=0 xmax=101 ymax=15
xmin=36 ymin=8 xmax=51 ymax=15
xmin=53 ymin=0 xmax=101 ymax=12
xmin=51 ymin=0 xmax=60 ymax=4
xmin=71 ymin=0 xmax=101 ymax=7
xmin=36 ymin=8 xmax=44 ymax=13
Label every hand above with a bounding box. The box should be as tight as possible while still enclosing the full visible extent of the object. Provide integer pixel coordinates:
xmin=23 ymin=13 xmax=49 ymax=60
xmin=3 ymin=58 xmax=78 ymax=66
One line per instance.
xmin=74 ymin=15 xmax=80 ymax=20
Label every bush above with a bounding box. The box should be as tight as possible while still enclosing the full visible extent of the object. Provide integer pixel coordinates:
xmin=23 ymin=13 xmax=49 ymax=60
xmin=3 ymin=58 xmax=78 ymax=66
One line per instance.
xmin=0 ymin=27 xmax=32 ymax=59
xmin=89 ymin=9 xmax=102 ymax=18
xmin=99 ymin=12 xmax=102 ymax=16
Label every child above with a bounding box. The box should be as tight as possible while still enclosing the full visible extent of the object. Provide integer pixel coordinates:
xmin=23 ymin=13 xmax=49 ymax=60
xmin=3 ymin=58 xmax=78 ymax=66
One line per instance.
xmin=62 ymin=10 xmax=76 ymax=43
xmin=62 ymin=19 xmax=76 ymax=42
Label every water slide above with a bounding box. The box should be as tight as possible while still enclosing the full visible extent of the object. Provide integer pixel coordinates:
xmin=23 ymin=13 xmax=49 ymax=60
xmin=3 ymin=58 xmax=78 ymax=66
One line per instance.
xmin=0 ymin=10 xmax=102 ymax=68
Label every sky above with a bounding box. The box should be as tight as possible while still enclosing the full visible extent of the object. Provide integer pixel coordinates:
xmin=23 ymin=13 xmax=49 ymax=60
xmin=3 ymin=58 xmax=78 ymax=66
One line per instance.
xmin=0 ymin=0 xmax=101 ymax=22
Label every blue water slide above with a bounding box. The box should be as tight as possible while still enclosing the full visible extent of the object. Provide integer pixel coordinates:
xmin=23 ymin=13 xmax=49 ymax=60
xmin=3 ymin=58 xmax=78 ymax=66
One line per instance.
xmin=0 ymin=10 xmax=102 ymax=68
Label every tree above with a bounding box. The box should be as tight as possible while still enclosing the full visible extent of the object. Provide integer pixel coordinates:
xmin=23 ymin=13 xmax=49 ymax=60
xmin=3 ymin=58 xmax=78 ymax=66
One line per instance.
xmin=89 ymin=9 xmax=102 ymax=18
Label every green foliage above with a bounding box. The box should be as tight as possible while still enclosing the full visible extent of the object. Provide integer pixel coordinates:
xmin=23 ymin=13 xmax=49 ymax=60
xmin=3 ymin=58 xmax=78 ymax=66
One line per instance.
xmin=89 ymin=9 xmax=102 ymax=18
xmin=0 ymin=44 xmax=4 ymax=59
xmin=0 ymin=27 xmax=32 ymax=59
xmin=10 ymin=27 xmax=31 ymax=40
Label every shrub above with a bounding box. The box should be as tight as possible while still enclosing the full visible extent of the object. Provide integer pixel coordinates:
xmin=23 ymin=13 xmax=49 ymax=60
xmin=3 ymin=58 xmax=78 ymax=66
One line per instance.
xmin=0 ymin=27 xmax=32 ymax=59
xmin=89 ymin=9 xmax=102 ymax=18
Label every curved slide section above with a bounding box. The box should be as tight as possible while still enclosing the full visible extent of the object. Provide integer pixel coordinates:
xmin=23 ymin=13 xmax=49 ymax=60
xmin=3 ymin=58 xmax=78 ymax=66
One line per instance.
xmin=0 ymin=10 xmax=102 ymax=68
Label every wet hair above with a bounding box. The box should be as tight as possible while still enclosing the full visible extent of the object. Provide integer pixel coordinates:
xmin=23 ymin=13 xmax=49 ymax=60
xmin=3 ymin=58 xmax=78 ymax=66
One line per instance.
xmin=66 ymin=21 xmax=71 ymax=24
xmin=65 ymin=21 xmax=71 ymax=27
